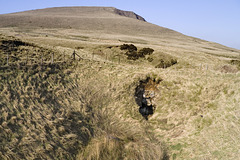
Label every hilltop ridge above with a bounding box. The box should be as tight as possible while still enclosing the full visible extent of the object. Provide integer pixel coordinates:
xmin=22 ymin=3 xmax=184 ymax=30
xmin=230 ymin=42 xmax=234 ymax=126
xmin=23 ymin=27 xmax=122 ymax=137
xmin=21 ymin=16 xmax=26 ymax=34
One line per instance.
xmin=4 ymin=7 xmax=146 ymax=21
xmin=0 ymin=6 xmax=180 ymax=37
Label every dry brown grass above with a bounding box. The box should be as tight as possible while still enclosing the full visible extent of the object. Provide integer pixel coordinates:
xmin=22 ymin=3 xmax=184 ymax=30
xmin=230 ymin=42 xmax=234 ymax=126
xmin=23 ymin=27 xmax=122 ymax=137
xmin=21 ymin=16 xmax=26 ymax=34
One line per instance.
xmin=0 ymin=35 xmax=167 ymax=159
xmin=0 ymin=6 xmax=240 ymax=160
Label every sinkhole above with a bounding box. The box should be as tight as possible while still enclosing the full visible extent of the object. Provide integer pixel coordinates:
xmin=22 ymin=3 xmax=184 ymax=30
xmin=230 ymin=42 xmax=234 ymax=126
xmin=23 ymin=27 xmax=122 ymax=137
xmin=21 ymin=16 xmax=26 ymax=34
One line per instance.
xmin=135 ymin=77 xmax=160 ymax=120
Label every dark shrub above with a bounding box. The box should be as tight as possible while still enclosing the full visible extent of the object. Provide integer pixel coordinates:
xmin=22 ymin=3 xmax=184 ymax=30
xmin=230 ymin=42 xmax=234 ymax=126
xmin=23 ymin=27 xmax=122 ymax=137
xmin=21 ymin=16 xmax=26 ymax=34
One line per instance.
xmin=120 ymin=44 xmax=155 ymax=61
xmin=120 ymin=44 xmax=128 ymax=50
xmin=138 ymin=48 xmax=154 ymax=57
xmin=126 ymin=51 xmax=139 ymax=60
xmin=120 ymin=44 xmax=137 ymax=52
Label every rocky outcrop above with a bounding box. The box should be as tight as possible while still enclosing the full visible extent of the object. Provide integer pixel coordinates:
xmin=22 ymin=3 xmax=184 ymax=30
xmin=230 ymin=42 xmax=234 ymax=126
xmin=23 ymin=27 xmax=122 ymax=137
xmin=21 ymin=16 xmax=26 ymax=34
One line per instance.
xmin=114 ymin=8 xmax=146 ymax=22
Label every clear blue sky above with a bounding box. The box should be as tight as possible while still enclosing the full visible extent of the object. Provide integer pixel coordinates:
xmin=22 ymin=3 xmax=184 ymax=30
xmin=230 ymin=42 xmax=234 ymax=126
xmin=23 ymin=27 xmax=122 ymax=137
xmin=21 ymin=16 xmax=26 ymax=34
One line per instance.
xmin=1 ymin=0 xmax=240 ymax=49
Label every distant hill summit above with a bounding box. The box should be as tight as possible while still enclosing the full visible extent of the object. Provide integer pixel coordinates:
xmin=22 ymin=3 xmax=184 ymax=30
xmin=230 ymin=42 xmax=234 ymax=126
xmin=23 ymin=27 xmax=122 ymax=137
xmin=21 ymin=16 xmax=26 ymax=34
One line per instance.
xmin=113 ymin=8 xmax=146 ymax=22
xmin=0 ymin=6 xmax=180 ymax=37
xmin=4 ymin=7 xmax=146 ymax=22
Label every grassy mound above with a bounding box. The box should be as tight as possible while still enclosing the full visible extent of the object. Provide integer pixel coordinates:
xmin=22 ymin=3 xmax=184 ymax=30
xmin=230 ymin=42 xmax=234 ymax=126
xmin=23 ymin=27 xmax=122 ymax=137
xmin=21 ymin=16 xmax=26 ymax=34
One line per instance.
xmin=0 ymin=35 xmax=167 ymax=159
xmin=0 ymin=35 xmax=92 ymax=159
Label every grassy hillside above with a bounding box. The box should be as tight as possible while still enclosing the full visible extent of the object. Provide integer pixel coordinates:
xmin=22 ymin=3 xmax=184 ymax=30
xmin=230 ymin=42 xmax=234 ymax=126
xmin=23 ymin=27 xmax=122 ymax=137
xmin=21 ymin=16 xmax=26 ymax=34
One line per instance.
xmin=1 ymin=6 xmax=240 ymax=160
xmin=0 ymin=7 xmax=176 ymax=37
xmin=0 ymin=34 xmax=169 ymax=159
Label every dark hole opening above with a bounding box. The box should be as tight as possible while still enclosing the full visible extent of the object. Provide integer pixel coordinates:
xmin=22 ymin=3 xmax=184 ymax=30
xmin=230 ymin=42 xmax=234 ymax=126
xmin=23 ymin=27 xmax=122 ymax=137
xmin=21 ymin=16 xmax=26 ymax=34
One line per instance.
xmin=135 ymin=77 xmax=159 ymax=120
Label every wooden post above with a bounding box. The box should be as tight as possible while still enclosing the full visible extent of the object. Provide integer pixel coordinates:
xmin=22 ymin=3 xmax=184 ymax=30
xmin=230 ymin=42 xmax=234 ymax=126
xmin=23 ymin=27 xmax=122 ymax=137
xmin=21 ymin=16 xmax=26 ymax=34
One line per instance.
xmin=118 ymin=56 xmax=120 ymax=64
xmin=41 ymin=53 xmax=43 ymax=65
xmin=73 ymin=50 xmax=76 ymax=60
xmin=7 ymin=53 xmax=9 ymax=66
xmin=26 ymin=52 xmax=28 ymax=65
xmin=51 ymin=53 xmax=54 ymax=64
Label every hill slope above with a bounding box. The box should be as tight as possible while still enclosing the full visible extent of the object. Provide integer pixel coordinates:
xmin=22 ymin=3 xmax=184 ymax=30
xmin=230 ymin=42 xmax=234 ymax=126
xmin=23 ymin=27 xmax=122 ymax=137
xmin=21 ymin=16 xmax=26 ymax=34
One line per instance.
xmin=0 ymin=6 xmax=239 ymax=57
xmin=0 ymin=7 xmax=240 ymax=160
xmin=0 ymin=7 xmax=176 ymax=36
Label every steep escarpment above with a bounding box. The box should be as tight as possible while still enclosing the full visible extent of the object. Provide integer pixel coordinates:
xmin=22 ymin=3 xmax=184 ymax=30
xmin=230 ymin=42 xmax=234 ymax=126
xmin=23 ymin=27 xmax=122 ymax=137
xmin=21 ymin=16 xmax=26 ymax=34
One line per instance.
xmin=113 ymin=8 xmax=146 ymax=21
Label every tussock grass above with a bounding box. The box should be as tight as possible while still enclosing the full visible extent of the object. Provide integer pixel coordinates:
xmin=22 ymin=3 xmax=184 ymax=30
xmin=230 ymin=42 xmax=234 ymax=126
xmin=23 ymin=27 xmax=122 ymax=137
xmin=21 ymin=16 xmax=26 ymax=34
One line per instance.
xmin=78 ymin=111 xmax=166 ymax=160
xmin=0 ymin=35 xmax=92 ymax=159
xmin=0 ymin=13 xmax=240 ymax=159
xmin=0 ymin=35 xmax=167 ymax=159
